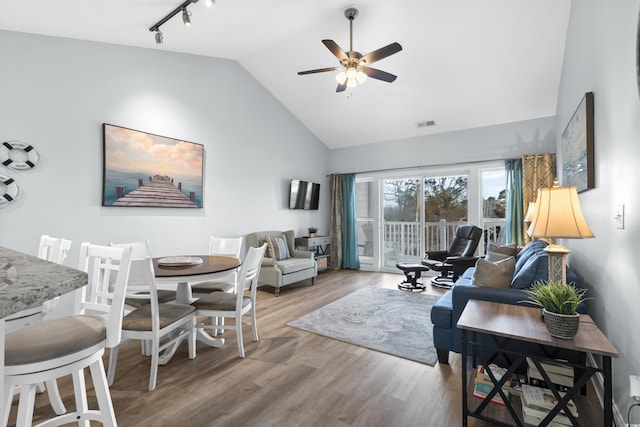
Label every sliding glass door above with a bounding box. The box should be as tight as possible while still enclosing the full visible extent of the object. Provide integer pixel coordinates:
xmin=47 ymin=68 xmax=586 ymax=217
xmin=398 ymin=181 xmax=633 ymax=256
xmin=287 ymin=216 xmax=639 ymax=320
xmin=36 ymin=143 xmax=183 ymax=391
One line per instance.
xmin=382 ymin=178 xmax=422 ymax=268
xmin=360 ymin=161 xmax=505 ymax=272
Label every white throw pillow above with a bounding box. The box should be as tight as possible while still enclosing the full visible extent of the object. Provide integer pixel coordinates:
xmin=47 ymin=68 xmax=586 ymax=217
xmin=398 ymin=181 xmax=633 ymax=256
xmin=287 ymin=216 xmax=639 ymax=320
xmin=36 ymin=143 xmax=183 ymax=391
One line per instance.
xmin=471 ymin=256 xmax=516 ymax=288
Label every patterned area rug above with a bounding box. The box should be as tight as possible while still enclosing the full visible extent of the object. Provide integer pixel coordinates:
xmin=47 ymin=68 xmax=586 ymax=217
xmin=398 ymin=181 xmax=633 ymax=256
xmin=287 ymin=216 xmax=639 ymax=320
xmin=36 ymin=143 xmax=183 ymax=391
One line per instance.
xmin=287 ymin=286 xmax=439 ymax=366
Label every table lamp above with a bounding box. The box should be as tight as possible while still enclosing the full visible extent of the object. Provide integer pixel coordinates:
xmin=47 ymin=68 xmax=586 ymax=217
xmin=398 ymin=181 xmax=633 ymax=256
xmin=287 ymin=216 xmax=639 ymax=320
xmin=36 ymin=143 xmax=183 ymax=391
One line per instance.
xmin=523 ymin=201 xmax=538 ymax=234
xmin=527 ymin=179 xmax=594 ymax=283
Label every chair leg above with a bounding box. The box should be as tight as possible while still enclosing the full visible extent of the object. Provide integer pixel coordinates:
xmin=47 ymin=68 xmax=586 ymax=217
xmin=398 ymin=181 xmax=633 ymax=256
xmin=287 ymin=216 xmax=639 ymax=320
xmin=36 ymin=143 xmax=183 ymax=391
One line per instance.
xmin=89 ymin=358 xmax=117 ymax=427
xmin=72 ymin=369 xmax=90 ymax=427
xmin=16 ymin=384 xmax=37 ymax=427
xmin=236 ymin=315 xmax=245 ymax=358
xmin=149 ymin=338 xmax=160 ymax=391
xmin=3 ymin=384 xmax=16 ymax=427
xmin=251 ymin=306 xmax=259 ymax=342
xmin=106 ymin=345 xmax=121 ymax=387
xmin=188 ymin=317 xmax=196 ymax=360
xmin=45 ymin=379 xmax=67 ymax=415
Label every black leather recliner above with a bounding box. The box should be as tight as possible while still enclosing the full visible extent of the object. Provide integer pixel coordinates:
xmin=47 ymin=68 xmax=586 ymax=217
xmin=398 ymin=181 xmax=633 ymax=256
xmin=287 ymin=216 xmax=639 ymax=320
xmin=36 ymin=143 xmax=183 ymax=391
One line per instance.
xmin=422 ymin=224 xmax=483 ymax=288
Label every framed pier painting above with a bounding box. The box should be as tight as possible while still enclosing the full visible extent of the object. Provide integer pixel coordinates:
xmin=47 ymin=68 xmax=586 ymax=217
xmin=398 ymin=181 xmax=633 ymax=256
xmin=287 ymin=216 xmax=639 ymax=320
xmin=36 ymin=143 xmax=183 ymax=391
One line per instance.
xmin=102 ymin=124 xmax=204 ymax=208
xmin=561 ymin=92 xmax=594 ymax=193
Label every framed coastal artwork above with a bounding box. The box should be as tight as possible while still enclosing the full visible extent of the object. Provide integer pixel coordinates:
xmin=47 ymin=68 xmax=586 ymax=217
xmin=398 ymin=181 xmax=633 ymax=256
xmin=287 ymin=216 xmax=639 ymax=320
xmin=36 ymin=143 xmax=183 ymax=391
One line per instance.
xmin=102 ymin=124 xmax=204 ymax=208
xmin=561 ymin=92 xmax=594 ymax=193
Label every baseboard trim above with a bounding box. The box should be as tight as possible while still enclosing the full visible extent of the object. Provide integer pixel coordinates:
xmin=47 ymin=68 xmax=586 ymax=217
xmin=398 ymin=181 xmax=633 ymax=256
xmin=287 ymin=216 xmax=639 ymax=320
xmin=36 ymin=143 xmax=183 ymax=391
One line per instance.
xmin=586 ymin=353 xmax=624 ymax=426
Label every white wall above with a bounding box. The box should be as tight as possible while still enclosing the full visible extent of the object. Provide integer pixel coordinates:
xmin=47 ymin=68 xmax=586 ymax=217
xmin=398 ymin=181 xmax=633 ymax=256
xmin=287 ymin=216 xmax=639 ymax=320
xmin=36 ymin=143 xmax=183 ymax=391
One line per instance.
xmin=329 ymin=116 xmax=557 ymax=174
xmin=0 ymin=31 xmax=330 ymax=262
xmin=555 ymin=0 xmax=640 ymax=421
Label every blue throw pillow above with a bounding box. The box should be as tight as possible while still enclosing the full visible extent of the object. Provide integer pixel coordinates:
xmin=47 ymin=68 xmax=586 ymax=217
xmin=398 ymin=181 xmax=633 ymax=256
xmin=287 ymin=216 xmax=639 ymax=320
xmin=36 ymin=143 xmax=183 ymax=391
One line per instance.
xmin=514 ymin=240 xmax=548 ymax=275
xmin=511 ymin=251 xmax=549 ymax=289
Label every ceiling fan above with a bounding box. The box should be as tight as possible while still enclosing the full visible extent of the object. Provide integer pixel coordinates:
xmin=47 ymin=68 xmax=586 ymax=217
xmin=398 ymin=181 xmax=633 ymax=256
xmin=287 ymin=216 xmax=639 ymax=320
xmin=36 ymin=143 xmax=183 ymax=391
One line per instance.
xmin=298 ymin=7 xmax=402 ymax=92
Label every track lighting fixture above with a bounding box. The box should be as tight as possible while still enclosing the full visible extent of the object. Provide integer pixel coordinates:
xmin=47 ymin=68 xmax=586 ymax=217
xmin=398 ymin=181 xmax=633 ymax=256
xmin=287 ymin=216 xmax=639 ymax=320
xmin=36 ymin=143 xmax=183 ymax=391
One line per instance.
xmin=149 ymin=0 xmax=200 ymax=43
xmin=155 ymin=30 xmax=163 ymax=44
xmin=206 ymin=0 xmax=216 ymax=6
xmin=182 ymin=8 xmax=192 ymax=26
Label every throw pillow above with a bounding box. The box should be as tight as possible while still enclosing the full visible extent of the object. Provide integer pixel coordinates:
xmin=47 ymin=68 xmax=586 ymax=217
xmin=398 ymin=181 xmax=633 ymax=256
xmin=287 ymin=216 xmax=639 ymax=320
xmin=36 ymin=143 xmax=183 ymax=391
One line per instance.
xmin=514 ymin=240 xmax=548 ymax=273
xmin=485 ymin=242 xmax=517 ymax=262
xmin=511 ymin=251 xmax=548 ymax=289
xmin=265 ymin=235 xmax=291 ymax=261
xmin=471 ymin=256 xmax=516 ymax=288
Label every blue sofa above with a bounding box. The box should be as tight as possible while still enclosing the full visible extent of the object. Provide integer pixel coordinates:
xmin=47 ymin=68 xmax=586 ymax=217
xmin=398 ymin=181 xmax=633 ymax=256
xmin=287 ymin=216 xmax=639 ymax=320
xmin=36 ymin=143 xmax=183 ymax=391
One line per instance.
xmin=430 ymin=240 xmax=582 ymax=364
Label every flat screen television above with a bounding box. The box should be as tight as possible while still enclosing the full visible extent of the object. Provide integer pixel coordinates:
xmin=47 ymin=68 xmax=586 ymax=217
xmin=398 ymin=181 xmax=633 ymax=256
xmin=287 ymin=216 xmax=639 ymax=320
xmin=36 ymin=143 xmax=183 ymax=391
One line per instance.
xmin=289 ymin=179 xmax=320 ymax=210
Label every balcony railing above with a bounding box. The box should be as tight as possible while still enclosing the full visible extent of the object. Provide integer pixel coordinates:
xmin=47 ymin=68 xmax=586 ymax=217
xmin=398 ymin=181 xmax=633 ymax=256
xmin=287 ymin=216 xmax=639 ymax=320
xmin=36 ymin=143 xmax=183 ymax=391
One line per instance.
xmin=358 ymin=219 xmax=506 ymax=266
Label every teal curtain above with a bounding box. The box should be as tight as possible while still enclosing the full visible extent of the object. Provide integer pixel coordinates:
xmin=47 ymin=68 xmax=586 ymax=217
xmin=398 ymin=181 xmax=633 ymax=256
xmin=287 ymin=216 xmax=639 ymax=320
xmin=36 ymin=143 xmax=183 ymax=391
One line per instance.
xmin=341 ymin=174 xmax=360 ymax=269
xmin=505 ymin=159 xmax=524 ymax=246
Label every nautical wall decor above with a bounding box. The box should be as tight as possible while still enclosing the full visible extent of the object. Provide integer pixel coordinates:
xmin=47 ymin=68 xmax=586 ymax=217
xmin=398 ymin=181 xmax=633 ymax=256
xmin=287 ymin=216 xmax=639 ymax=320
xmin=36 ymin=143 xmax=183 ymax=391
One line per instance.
xmin=0 ymin=174 xmax=19 ymax=208
xmin=102 ymin=124 xmax=204 ymax=208
xmin=1 ymin=141 xmax=39 ymax=170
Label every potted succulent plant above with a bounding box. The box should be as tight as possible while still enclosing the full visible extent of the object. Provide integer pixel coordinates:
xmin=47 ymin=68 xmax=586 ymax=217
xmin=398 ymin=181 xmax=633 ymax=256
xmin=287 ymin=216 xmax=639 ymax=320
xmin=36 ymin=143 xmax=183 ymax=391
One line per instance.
xmin=308 ymin=227 xmax=318 ymax=238
xmin=523 ymin=280 xmax=590 ymax=339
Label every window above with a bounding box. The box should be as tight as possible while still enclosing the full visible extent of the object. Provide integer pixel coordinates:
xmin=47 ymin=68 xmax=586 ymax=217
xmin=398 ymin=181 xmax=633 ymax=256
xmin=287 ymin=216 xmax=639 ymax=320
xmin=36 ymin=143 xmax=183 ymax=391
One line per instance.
xmin=355 ymin=179 xmax=374 ymax=261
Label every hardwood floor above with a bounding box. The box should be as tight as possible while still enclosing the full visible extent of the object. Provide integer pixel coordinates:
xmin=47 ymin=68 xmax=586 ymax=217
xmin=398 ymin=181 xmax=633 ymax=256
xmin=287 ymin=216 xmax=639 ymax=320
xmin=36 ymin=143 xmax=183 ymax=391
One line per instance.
xmin=15 ymin=270 xmax=601 ymax=426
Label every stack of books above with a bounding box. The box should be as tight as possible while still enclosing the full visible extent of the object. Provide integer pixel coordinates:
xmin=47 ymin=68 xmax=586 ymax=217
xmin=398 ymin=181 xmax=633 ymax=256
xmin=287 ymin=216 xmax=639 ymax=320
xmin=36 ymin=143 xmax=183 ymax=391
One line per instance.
xmin=526 ymin=358 xmax=574 ymax=392
xmin=475 ymin=364 xmax=528 ymax=397
xmin=473 ymin=364 xmax=528 ymax=406
xmin=521 ymin=384 xmax=579 ymax=426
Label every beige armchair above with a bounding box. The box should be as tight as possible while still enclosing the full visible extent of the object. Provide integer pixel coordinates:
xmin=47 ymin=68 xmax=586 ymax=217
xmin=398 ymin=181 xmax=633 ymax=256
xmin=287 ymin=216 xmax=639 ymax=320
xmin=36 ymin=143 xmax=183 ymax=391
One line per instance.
xmin=246 ymin=230 xmax=317 ymax=296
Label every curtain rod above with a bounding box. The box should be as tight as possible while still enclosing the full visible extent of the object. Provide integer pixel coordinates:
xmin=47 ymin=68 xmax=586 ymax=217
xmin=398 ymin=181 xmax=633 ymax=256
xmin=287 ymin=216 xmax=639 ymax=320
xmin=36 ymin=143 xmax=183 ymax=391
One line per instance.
xmin=328 ymin=156 xmax=520 ymax=177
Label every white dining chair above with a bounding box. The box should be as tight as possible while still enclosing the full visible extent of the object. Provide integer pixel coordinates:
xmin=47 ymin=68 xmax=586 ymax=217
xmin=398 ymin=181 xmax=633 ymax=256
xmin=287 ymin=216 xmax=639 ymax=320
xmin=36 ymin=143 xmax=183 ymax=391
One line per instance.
xmin=191 ymin=236 xmax=243 ymax=297
xmin=191 ymin=243 xmax=266 ymax=358
xmin=107 ymin=241 xmax=196 ymax=391
xmin=3 ymin=243 xmax=132 ymax=427
xmin=4 ymin=235 xmax=72 ymax=418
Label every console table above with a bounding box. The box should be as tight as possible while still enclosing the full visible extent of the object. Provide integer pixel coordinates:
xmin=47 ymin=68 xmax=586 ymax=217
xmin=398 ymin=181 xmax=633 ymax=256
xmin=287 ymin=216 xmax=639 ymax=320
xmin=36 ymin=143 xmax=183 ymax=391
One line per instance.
xmin=295 ymin=236 xmax=330 ymax=271
xmin=457 ymin=300 xmax=618 ymax=427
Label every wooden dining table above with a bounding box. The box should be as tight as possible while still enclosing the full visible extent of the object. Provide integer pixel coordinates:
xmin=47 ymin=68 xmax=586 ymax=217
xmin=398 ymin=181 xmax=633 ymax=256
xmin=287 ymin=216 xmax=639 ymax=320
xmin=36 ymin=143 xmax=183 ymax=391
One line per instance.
xmin=0 ymin=246 xmax=88 ymax=423
xmin=153 ymin=255 xmax=241 ymax=349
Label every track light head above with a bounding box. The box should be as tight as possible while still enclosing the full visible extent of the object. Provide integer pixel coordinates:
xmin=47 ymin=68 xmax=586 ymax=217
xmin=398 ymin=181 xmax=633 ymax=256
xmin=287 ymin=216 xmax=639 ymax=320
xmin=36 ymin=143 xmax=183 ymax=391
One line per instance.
xmin=206 ymin=0 xmax=216 ymax=6
xmin=149 ymin=0 xmax=202 ymax=41
xmin=182 ymin=8 xmax=191 ymax=26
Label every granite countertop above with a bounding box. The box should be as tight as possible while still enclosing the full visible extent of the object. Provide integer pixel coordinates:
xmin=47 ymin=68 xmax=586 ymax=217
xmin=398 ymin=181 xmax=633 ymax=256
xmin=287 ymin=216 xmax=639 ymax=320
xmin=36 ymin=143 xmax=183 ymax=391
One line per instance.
xmin=0 ymin=246 xmax=87 ymax=319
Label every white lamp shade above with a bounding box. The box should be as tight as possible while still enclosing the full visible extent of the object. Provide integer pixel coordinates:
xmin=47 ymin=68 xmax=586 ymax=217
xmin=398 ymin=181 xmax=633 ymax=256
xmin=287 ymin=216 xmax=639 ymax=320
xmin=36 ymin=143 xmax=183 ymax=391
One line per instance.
xmin=524 ymin=202 xmax=537 ymax=223
xmin=527 ymin=185 xmax=594 ymax=239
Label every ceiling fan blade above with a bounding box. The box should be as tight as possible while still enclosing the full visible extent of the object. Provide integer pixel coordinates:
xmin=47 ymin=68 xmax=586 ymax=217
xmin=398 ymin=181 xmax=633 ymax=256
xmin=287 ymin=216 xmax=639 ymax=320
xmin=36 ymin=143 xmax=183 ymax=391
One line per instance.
xmin=336 ymin=83 xmax=347 ymax=92
xmin=361 ymin=42 xmax=403 ymax=65
xmin=322 ymin=39 xmax=349 ymax=62
xmin=362 ymin=67 xmax=397 ymax=83
xmin=298 ymin=67 xmax=341 ymax=75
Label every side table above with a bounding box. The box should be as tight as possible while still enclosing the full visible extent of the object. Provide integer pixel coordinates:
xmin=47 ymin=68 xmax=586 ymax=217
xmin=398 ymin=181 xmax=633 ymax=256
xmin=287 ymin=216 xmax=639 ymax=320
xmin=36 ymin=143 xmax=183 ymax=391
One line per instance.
xmin=295 ymin=236 xmax=330 ymax=271
xmin=457 ymin=300 xmax=618 ymax=427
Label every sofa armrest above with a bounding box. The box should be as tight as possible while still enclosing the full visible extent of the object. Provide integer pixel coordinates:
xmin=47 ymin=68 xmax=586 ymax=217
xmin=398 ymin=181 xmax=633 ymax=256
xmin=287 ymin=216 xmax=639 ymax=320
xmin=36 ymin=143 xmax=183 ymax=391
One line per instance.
xmin=452 ymin=282 xmax=533 ymax=323
xmin=262 ymin=257 xmax=277 ymax=267
xmin=291 ymin=249 xmax=314 ymax=259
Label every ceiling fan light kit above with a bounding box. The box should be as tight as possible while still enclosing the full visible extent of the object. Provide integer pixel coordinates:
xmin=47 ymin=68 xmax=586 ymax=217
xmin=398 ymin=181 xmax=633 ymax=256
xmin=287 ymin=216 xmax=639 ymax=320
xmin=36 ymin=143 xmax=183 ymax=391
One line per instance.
xmin=149 ymin=0 xmax=216 ymax=44
xmin=298 ymin=7 xmax=402 ymax=93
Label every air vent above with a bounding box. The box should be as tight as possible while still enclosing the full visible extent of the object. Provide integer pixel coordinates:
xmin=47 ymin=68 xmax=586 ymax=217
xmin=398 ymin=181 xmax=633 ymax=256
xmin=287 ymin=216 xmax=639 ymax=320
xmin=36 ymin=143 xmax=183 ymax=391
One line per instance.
xmin=416 ymin=120 xmax=436 ymax=128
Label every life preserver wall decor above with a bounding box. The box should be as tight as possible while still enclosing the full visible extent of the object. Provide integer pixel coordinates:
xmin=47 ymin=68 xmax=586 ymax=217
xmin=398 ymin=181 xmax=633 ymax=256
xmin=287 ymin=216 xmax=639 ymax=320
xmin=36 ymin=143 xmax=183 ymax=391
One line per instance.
xmin=0 ymin=141 xmax=39 ymax=170
xmin=0 ymin=174 xmax=19 ymax=208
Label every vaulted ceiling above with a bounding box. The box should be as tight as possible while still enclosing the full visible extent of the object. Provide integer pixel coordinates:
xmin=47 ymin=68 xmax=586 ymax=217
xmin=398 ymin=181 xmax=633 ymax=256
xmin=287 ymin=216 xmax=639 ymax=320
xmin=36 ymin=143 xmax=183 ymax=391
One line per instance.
xmin=0 ymin=0 xmax=572 ymax=149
